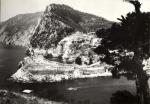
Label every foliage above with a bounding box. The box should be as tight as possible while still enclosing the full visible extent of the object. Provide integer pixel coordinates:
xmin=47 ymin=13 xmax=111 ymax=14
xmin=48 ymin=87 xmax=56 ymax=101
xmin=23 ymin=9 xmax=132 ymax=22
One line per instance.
xmin=95 ymin=1 xmax=150 ymax=103
xmin=112 ymin=13 xmax=149 ymax=52
xmin=75 ymin=57 xmax=82 ymax=65
xmin=111 ymin=90 xmax=137 ymax=104
xmin=96 ymin=28 xmax=111 ymax=39
xmin=94 ymin=0 xmax=150 ymax=81
xmin=43 ymin=51 xmax=53 ymax=59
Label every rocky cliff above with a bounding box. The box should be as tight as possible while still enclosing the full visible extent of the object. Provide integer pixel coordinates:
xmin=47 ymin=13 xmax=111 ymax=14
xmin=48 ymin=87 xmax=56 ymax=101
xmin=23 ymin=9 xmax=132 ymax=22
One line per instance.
xmin=30 ymin=4 xmax=113 ymax=49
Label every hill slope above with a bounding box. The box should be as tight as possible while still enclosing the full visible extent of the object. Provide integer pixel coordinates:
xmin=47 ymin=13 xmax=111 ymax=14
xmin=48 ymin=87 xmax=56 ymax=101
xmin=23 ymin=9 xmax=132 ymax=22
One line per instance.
xmin=0 ymin=12 xmax=42 ymax=46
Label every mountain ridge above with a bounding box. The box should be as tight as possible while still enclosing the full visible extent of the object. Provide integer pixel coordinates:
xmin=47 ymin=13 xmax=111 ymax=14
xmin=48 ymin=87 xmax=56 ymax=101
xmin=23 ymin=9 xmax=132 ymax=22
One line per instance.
xmin=0 ymin=4 xmax=113 ymax=47
xmin=30 ymin=3 xmax=113 ymax=49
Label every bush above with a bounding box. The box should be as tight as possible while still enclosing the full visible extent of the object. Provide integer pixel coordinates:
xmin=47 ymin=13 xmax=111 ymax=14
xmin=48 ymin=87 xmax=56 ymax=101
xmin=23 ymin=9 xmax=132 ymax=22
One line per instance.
xmin=75 ymin=57 xmax=82 ymax=65
xmin=58 ymin=55 xmax=63 ymax=60
xmin=44 ymin=53 xmax=53 ymax=59
xmin=26 ymin=49 xmax=31 ymax=56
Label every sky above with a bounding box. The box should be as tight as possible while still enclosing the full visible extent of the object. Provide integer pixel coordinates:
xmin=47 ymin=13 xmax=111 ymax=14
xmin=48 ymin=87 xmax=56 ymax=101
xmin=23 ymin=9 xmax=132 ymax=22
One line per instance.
xmin=1 ymin=0 xmax=150 ymax=22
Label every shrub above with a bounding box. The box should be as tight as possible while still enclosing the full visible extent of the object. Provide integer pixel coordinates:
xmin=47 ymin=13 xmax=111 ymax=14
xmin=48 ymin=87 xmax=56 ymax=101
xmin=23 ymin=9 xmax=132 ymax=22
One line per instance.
xmin=75 ymin=57 xmax=82 ymax=65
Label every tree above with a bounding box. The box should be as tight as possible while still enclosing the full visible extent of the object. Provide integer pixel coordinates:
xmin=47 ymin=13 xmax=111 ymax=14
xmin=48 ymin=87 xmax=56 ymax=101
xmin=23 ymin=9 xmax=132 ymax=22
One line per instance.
xmin=95 ymin=0 xmax=150 ymax=104
xmin=43 ymin=50 xmax=53 ymax=59
xmin=75 ymin=57 xmax=82 ymax=65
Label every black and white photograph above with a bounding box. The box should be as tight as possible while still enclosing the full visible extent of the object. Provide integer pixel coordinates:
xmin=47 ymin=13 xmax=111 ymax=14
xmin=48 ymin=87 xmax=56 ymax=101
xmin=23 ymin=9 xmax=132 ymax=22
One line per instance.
xmin=0 ymin=0 xmax=150 ymax=104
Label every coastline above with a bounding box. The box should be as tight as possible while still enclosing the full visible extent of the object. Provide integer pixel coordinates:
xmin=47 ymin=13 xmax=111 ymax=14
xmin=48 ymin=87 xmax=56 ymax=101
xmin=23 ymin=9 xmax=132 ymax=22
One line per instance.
xmin=10 ymin=55 xmax=112 ymax=83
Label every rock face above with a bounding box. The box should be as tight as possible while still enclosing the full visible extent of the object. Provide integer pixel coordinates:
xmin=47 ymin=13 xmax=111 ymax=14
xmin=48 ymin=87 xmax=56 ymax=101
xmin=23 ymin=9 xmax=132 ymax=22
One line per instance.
xmin=0 ymin=12 xmax=42 ymax=46
xmin=30 ymin=4 xmax=113 ymax=49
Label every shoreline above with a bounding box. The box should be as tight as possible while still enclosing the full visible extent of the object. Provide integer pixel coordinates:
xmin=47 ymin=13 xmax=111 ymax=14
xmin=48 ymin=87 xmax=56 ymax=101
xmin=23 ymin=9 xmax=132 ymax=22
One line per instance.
xmin=10 ymin=56 xmax=112 ymax=83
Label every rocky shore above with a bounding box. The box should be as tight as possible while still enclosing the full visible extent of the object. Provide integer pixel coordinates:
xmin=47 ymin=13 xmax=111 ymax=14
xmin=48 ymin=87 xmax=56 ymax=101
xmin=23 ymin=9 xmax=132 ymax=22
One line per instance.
xmin=10 ymin=55 xmax=112 ymax=83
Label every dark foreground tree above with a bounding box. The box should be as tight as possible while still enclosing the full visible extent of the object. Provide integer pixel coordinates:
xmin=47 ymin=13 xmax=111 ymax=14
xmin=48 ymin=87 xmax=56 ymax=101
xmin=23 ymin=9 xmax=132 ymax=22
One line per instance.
xmin=95 ymin=0 xmax=150 ymax=104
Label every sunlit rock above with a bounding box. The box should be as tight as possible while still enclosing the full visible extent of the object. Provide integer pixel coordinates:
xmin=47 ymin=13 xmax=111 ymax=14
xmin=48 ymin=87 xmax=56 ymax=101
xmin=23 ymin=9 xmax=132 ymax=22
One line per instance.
xmin=10 ymin=56 xmax=112 ymax=83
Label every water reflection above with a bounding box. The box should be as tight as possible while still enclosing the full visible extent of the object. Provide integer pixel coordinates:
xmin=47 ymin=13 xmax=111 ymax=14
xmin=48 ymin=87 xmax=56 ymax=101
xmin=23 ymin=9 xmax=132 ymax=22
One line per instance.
xmin=0 ymin=45 xmax=26 ymax=83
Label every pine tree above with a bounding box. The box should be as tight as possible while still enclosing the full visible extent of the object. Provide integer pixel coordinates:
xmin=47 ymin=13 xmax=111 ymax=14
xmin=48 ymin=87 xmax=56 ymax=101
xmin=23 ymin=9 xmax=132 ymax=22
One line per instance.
xmin=95 ymin=1 xmax=150 ymax=104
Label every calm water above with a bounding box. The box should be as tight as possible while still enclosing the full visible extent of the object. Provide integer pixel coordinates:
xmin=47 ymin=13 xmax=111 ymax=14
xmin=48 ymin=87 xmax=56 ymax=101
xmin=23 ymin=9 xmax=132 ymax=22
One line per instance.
xmin=0 ymin=44 xmax=26 ymax=82
xmin=0 ymin=44 xmax=137 ymax=104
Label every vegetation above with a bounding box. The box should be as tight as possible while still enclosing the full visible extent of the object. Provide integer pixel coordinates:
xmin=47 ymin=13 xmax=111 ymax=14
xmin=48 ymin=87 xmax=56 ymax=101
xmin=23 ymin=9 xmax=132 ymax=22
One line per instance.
xmin=0 ymin=90 xmax=65 ymax=104
xmin=75 ymin=57 xmax=82 ymax=65
xmin=95 ymin=0 xmax=150 ymax=104
xmin=51 ymin=4 xmax=113 ymax=32
xmin=43 ymin=50 xmax=53 ymax=59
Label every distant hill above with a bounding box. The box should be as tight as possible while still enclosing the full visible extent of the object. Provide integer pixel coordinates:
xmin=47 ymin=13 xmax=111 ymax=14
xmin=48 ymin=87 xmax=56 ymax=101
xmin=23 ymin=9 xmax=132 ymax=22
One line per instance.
xmin=0 ymin=4 xmax=113 ymax=47
xmin=0 ymin=12 xmax=42 ymax=46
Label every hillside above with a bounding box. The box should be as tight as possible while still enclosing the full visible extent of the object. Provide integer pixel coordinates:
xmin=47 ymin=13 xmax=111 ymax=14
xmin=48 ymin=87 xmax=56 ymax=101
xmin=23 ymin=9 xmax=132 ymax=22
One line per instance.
xmin=30 ymin=4 xmax=113 ymax=49
xmin=0 ymin=12 xmax=42 ymax=46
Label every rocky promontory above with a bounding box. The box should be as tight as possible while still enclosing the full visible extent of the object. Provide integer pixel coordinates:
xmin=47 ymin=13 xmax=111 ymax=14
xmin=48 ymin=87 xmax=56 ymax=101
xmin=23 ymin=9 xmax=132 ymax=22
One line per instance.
xmin=10 ymin=4 xmax=113 ymax=83
xmin=10 ymin=55 xmax=111 ymax=83
xmin=10 ymin=32 xmax=112 ymax=83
